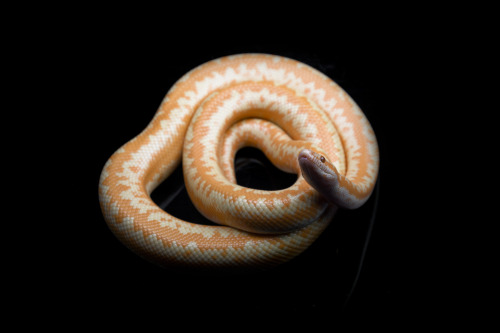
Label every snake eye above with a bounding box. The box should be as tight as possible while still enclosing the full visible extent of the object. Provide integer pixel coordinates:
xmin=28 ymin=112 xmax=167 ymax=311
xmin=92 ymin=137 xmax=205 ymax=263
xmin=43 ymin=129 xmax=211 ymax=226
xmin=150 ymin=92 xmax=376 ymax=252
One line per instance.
xmin=320 ymin=156 xmax=326 ymax=163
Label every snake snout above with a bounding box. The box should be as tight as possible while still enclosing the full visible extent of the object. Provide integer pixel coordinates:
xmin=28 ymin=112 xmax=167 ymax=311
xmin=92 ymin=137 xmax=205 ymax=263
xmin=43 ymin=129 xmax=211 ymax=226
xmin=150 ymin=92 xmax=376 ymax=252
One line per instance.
xmin=298 ymin=149 xmax=331 ymax=177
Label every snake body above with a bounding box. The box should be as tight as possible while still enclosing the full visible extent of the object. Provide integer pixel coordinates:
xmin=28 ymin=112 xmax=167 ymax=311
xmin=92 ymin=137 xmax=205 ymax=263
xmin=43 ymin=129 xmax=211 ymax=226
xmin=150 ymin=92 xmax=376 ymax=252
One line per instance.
xmin=99 ymin=54 xmax=379 ymax=269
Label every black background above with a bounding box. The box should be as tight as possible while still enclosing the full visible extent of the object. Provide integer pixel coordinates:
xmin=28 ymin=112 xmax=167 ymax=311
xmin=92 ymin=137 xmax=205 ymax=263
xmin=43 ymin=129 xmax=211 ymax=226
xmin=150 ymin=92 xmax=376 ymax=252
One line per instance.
xmin=25 ymin=18 xmax=482 ymax=328
xmin=83 ymin=42 xmax=433 ymax=323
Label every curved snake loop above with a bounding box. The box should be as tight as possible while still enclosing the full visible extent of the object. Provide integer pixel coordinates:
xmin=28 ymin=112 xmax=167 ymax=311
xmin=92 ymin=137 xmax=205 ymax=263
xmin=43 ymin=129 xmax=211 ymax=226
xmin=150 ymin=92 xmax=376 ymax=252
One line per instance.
xmin=98 ymin=54 xmax=379 ymax=269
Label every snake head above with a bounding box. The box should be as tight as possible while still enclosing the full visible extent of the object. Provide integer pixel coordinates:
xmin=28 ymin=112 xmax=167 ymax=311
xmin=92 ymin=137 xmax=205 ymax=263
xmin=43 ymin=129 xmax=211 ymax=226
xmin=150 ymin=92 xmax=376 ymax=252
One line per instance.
xmin=298 ymin=149 xmax=338 ymax=199
xmin=298 ymin=149 xmax=368 ymax=210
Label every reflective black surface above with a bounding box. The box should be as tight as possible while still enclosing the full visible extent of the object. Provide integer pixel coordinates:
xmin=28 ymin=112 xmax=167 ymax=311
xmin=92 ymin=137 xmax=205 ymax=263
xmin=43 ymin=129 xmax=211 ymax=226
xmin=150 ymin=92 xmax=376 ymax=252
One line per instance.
xmin=86 ymin=46 xmax=402 ymax=321
xmin=53 ymin=37 xmax=459 ymax=326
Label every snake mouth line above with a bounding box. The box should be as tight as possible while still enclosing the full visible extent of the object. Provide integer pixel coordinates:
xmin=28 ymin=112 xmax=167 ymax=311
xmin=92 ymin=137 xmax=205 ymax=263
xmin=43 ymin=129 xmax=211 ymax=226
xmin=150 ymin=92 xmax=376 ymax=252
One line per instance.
xmin=298 ymin=152 xmax=314 ymax=180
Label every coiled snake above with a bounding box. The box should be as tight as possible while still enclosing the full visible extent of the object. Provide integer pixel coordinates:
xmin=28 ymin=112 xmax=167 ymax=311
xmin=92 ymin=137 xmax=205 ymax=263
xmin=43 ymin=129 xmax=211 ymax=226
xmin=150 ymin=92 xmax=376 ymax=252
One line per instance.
xmin=98 ymin=54 xmax=379 ymax=269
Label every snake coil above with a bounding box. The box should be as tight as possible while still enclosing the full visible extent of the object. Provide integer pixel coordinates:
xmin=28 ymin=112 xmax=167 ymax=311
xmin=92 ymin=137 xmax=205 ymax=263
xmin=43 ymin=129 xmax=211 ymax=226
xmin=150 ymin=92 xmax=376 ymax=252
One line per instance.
xmin=99 ymin=54 xmax=379 ymax=269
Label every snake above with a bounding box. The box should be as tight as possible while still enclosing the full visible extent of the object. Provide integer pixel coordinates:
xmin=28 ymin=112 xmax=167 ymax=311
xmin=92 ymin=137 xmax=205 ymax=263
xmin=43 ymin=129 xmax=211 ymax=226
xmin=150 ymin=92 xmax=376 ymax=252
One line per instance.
xmin=98 ymin=54 xmax=379 ymax=269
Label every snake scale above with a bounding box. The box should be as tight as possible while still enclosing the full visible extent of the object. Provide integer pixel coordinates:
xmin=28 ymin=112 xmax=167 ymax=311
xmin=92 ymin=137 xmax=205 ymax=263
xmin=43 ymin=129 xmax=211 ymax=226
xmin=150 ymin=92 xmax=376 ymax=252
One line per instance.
xmin=99 ymin=54 xmax=379 ymax=269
